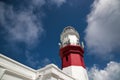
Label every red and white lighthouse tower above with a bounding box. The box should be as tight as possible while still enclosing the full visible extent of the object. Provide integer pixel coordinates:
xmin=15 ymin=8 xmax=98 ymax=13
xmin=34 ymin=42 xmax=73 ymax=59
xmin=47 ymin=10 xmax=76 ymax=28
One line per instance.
xmin=59 ymin=26 xmax=89 ymax=80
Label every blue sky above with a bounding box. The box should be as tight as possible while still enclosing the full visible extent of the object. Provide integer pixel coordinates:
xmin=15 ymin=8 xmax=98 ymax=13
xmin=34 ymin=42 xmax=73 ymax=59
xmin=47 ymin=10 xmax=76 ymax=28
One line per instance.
xmin=0 ymin=0 xmax=120 ymax=80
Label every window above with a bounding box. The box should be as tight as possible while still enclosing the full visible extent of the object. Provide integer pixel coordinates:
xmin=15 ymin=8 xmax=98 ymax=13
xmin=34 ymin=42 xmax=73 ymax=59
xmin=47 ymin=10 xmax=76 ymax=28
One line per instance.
xmin=66 ymin=56 xmax=68 ymax=61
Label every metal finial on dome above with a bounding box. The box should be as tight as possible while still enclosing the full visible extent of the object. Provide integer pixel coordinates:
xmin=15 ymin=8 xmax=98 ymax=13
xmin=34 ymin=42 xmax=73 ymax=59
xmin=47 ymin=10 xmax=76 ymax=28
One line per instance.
xmin=63 ymin=26 xmax=75 ymax=32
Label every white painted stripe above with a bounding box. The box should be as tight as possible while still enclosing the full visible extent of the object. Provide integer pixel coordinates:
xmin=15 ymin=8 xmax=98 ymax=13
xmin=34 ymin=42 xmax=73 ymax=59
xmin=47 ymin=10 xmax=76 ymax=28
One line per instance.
xmin=62 ymin=66 xmax=89 ymax=80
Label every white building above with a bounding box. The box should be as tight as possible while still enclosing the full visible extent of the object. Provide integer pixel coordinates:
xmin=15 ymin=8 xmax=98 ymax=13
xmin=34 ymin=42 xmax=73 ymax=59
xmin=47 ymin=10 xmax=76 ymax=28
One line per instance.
xmin=0 ymin=26 xmax=89 ymax=80
xmin=0 ymin=54 xmax=75 ymax=80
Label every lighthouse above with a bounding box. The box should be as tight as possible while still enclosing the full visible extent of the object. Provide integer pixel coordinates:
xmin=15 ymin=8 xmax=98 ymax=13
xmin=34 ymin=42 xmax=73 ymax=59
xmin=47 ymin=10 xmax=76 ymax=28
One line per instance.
xmin=0 ymin=26 xmax=89 ymax=80
xmin=59 ymin=26 xmax=89 ymax=80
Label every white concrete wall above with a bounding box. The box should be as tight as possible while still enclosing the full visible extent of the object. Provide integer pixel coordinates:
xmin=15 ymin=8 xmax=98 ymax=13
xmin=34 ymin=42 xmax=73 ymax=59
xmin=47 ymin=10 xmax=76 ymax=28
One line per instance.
xmin=0 ymin=67 xmax=6 ymax=79
xmin=0 ymin=54 xmax=76 ymax=80
xmin=0 ymin=67 xmax=27 ymax=80
xmin=37 ymin=64 xmax=75 ymax=80
xmin=2 ymin=74 xmax=23 ymax=80
xmin=0 ymin=54 xmax=36 ymax=80
xmin=63 ymin=66 xmax=89 ymax=80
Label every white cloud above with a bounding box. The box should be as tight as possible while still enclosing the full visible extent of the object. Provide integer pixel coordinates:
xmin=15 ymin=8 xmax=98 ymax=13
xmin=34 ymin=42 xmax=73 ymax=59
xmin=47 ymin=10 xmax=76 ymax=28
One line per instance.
xmin=48 ymin=0 xmax=66 ymax=7
xmin=25 ymin=51 xmax=51 ymax=68
xmin=41 ymin=58 xmax=51 ymax=67
xmin=0 ymin=2 xmax=44 ymax=48
xmin=25 ymin=51 xmax=40 ymax=68
xmin=88 ymin=61 xmax=120 ymax=80
xmin=0 ymin=0 xmax=66 ymax=47
xmin=32 ymin=0 xmax=46 ymax=7
xmin=0 ymin=0 xmax=66 ymax=68
xmin=85 ymin=0 xmax=120 ymax=57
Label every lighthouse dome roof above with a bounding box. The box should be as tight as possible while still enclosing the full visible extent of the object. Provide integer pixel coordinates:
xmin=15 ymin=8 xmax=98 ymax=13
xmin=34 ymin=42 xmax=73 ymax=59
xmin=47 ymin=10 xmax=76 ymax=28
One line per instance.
xmin=60 ymin=26 xmax=80 ymax=42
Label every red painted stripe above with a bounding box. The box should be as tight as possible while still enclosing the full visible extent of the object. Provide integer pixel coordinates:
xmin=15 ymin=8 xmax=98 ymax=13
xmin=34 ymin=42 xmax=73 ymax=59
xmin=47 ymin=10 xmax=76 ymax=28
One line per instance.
xmin=60 ymin=45 xmax=85 ymax=68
